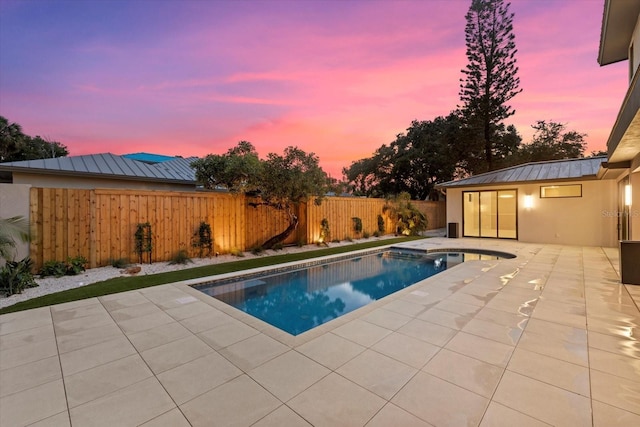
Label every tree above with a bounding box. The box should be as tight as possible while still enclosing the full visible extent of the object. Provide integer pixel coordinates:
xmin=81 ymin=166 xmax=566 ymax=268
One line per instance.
xmin=459 ymin=0 xmax=522 ymax=172
xmin=343 ymin=114 xmax=464 ymax=200
xmin=191 ymin=142 xmax=330 ymax=250
xmin=258 ymin=147 xmax=330 ymax=248
xmin=516 ymin=120 xmax=587 ymax=163
xmin=0 ymin=116 xmax=68 ymax=162
xmin=191 ymin=141 xmax=262 ymax=191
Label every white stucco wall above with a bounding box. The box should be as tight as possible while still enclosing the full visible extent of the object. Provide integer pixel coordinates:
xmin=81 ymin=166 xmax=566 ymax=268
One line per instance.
xmin=0 ymin=183 xmax=31 ymax=262
xmin=12 ymin=173 xmax=196 ymax=191
xmin=444 ymin=179 xmax=618 ymax=247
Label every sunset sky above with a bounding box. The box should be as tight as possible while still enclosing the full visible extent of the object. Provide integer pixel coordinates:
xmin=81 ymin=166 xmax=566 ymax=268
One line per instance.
xmin=0 ymin=0 xmax=627 ymax=178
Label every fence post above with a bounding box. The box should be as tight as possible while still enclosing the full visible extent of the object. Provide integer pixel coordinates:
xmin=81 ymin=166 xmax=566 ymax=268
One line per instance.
xmin=89 ymin=190 xmax=97 ymax=269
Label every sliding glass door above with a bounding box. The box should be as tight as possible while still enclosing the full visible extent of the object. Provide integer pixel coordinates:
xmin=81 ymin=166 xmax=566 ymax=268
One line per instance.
xmin=463 ymin=190 xmax=517 ymax=239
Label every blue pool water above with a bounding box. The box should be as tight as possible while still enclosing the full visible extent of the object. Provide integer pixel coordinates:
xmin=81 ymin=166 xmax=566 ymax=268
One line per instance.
xmin=193 ymin=249 xmax=505 ymax=335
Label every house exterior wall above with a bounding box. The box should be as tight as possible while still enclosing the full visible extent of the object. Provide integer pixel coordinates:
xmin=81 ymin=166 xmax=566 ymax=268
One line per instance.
xmin=630 ymin=153 xmax=640 ymax=240
xmin=0 ymin=183 xmax=31 ymax=261
xmin=12 ymin=172 xmax=195 ymax=191
xmin=445 ymin=179 xmax=618 ymax=247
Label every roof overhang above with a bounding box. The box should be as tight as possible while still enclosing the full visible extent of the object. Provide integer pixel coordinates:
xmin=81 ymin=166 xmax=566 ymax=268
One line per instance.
xmin=606 ymin=64 xmax=640 ymax=162
xmin=598 ymin=0 xmax=640 ymax=65
xmin=0 ymin=166 xmax=195 ymax=186
xmin=436 ymin=176 xmax=599 ymax=190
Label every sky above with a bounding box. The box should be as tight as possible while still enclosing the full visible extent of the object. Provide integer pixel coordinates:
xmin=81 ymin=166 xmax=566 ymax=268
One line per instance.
xmin=0 ymin=0 xmax=628 ymax=178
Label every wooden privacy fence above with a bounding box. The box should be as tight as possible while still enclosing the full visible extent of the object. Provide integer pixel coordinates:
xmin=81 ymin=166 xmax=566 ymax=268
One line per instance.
xmin=29 ymin=188 xmax=445 ymax=269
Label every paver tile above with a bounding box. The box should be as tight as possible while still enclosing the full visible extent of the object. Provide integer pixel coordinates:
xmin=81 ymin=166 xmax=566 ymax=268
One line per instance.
xmin=288 ymin=373 xmax=386 ymax=427
xmin=180 ymin=375 xmax=280 ymax=427
xmin=295 ymin=332 xmax=365 ymax=370
xmin=336 ymin=349 xmax=417 ymax=400
xmin=69 ymin=377 xmax=175 ymax=427
xmin=493 ymin=371 xmax=592 ymax=426
xmin=392 ymin=371 xmax=488 ymax=427
xmin=157 ymin=352 xmax=242 ymax=404
xmin=423 ymin=348 xmax=503 ymax=398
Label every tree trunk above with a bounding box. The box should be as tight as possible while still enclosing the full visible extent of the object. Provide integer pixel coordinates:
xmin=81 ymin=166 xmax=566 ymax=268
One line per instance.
xmin=261 ymin=209 xmax=299 ymax=249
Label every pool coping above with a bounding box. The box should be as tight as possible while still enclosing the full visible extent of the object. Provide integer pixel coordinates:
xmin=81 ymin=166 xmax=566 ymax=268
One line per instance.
xmin=173 ymin=243 xmax=519 ymax=347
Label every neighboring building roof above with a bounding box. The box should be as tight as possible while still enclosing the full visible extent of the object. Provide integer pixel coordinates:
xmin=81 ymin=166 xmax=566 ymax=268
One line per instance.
xmin=0 ymin=153 xmax=198 ymax=184
xmin=122 ymin=152 xmax=178 ymax=164
xmin=598 ymin=0 xmax=640 ymax=65
xmin=436 ymin=157 xmax=607 ymax=188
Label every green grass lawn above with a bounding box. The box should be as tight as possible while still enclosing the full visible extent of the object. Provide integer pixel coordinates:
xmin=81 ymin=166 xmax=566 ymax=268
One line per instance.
xmin=0 ymin=236 xmax=424 ymax=315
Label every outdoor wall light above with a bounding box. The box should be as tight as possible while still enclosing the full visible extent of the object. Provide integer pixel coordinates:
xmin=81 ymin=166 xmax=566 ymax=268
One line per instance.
xmin=524 ymin=195 xmax=534 ymax=209
xmin=625 ymin=184 xmax=632 ymax=206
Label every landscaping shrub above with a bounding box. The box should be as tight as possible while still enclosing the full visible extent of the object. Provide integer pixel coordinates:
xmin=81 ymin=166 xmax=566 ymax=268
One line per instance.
xmin=319 ymin=218 xmax=330 ymax=244
xmin=169 ymin=250 xmax=193 ymax=265
xmin=251 ymin=246 xmax=265 ymax=256
xmin=67 ymin=255 xmax=88 ymax=275
xmin=193 ymin=221 xmax=213 ymax=257
xmin=0 ymin=257 xmax=37 ymax=296
xmin=377 ymin=214 xmax=385 ymax=233
xmin=38 ymin=260 xmax=67 ymax=277
xmin=352 ymin=217 xmax=363 ymax=235
xmin=109 ymin=258 xmax=130 ymax=268
xmin=38 ymin=256 xmax=87 ymax=277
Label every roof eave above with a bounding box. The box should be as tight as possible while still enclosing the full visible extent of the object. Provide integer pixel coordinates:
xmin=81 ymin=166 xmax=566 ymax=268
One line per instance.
xmin=0 ymin=167 xmax=196 ymax=186
xmin=436 ymin=175 xmax=599 ymax=190
xmin=598 ymin=0 xmax=640 ymax=66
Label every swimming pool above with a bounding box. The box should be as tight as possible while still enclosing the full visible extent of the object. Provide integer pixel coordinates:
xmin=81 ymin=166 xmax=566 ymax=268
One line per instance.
xmin=192 ymin=248 xmax=512 ymax=335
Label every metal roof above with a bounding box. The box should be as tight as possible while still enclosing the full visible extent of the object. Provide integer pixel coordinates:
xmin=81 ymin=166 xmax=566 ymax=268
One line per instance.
xmin=0 ymin=153 xmax=199 ymax=184
xmin=437 ymin=157 xmax=607 ymax=188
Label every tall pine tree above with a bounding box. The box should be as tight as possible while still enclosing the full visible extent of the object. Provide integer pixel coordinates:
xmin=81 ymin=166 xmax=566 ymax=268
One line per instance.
xmin=459 ymin=0 xmax=521 ymax=172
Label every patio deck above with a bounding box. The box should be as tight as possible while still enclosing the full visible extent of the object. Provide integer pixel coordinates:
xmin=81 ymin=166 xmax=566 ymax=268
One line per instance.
xmin=1 ymin=238 xmax=639 ymax=426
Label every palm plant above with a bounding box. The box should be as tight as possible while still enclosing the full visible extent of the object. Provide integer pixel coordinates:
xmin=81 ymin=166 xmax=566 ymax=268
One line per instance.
xmin=0 ymin=216 xmax=30 ymax=262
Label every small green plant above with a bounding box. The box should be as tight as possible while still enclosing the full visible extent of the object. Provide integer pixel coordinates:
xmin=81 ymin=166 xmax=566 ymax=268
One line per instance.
xmin=377 ymin=214 xmax=385 ymax=233
xmin=352 ymin=217 xmax=363 ymax=236
xmin=109 ymin=258 xmax=129 ymax=268
xmin=272 ymin=242 xmax=284 ymax=251
xmin=38 ymin=255 xmax=87 ymax=277
xmin=0 ymin=257 xmax=37 ymax=296
xmin=134 ymin=222 xmax=153 ymax=264
xmin=230 ymin=247 xmax=245 ymax=257
xmin=67 ymin=255 xmax=88 ymax=275
xmin=362 ymin=231 xmax=370 ymax=239
xmin=331 ymin=239 xmax=341 ymax=243
xmin=169 ymin=250 xmax=193 ymax=265
xmin=319 ymin=218 xmax=330 ymax=244
xmin=296 ymin=238 xmax=306 ymax=247
xmin=38 ymin=260 xmax=67 ymax=277
xmin=192 ymin=221 xmax=213 ymax=257
xmin=345 ymin=236 xmax=353 ymax=242
xmin=251 ymin=246 xmax=265 ymax=256
xmin=373 ymin=230 xmax=381 ymax=237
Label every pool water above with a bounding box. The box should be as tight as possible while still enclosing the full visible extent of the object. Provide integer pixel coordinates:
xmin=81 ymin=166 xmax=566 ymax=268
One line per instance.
xmin=193 ymin=249 xmax=503 ymax=335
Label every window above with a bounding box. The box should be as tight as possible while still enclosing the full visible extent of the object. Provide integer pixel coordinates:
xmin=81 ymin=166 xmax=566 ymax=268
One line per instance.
xmin=540 ymin=184 xmax=581 ymax=198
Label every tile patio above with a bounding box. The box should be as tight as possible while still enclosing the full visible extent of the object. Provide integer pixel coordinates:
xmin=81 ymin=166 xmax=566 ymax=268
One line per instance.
xmin=1 ymin=238 xmax=639 ymax=426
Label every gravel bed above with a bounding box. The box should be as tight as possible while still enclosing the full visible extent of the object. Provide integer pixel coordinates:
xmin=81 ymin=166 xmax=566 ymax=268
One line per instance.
xmin=0 ymin=237 xmax=400 ymax=309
